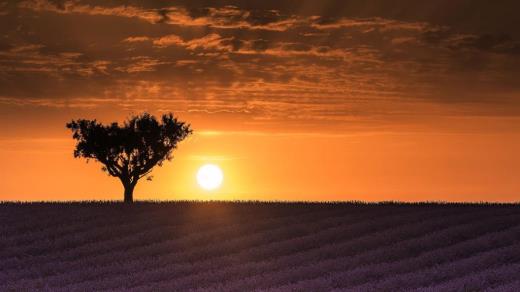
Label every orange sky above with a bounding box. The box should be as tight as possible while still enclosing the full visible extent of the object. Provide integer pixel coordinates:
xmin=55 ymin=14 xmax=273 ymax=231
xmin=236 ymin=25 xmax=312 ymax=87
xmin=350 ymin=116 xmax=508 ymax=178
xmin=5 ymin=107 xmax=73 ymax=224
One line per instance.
xmin=1 ymin=0 xmax=520 ymax=202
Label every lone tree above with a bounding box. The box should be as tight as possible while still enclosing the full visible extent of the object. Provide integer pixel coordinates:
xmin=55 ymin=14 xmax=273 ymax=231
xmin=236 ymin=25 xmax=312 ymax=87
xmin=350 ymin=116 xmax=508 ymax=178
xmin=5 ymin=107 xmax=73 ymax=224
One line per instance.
xmin=66 ymin=113 xmax=192 ymax=202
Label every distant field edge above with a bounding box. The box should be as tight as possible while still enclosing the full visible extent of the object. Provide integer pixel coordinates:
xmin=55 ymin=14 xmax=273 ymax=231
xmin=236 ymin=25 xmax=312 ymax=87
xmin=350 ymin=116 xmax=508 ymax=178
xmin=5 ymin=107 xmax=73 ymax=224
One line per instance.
xmin=0 ymin=200 xmax=519 ymax=206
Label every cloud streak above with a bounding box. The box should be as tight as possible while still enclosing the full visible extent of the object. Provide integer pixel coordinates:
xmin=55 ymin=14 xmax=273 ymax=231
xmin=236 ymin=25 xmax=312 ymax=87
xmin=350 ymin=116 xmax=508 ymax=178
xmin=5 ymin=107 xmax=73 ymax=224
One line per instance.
xmin=2 ymin=0 xmax=519 ymax=131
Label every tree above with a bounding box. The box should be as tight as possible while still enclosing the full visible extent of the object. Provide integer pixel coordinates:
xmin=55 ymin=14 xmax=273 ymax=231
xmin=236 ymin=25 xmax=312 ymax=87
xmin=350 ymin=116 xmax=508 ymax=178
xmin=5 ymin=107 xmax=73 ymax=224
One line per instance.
xmin=66 ymin=113 xmax=192 ymax=202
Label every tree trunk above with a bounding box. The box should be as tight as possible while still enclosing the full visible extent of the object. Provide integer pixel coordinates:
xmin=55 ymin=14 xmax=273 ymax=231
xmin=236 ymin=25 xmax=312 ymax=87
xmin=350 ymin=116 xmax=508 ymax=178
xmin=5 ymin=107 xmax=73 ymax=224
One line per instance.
xmin=124 ymin=183 xmax=134 ymax=203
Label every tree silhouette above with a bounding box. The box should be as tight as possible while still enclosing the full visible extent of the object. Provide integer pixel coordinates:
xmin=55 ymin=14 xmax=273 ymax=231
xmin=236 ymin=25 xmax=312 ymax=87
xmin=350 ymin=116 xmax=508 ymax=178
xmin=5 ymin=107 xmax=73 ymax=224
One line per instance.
xmin=66 ymin=113 xmax=192 ymax=202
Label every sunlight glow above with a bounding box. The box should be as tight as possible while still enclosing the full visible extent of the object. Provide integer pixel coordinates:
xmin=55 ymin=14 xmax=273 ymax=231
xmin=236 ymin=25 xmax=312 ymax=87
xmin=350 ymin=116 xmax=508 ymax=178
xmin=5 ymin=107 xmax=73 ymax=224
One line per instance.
xmin=196 ymin=164 xmax=224 ymax=191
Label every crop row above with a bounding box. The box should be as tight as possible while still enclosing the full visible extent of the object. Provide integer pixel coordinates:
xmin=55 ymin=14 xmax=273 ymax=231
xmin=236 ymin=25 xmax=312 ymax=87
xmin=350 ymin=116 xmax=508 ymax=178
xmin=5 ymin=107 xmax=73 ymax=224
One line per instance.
xmin=0 ymin=207 xmax=436 ymax=290
xmin=1 ymin=202 xmax=327 ymax=253
xmin=52 ymin=208 xmax=478 ymax=291
xmin=1 ymin=205 xmax=517 ymax=291
xmin=1 ymin=204 xmax=344 ymax=268
xmin=0 ymin=202 xmax=330 ymax=261
xmin=416 ymin=263 xmax=520 ymax=292
xmin=156 ymin=211 xmax=520 ymax=291
xmin=346 ymin=242 xmax=520 ymax=291
xmin=265 ymin=217 xmax=520 ymax=291
xmin=0 ymin=206 xmax=374 ymax=282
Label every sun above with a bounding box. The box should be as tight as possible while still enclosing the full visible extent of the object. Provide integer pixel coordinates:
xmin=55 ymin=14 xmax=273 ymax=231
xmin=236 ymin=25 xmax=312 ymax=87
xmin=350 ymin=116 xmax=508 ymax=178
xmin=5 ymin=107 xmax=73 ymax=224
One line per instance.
xmin=197 ymin=164 xmax=224 ymax=191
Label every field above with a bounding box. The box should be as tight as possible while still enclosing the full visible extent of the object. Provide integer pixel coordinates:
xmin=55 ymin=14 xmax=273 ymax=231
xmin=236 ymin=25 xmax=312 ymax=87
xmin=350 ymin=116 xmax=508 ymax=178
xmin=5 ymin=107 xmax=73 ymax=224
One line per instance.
xmin=1 ymin=202 xmax=519 ymax=291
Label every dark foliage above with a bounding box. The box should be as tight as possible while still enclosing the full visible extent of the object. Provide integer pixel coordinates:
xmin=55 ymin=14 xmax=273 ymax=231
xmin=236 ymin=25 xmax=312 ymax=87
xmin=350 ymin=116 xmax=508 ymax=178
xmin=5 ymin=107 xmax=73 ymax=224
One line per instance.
xmin=66 ymin=113 xmax=192 ymax=202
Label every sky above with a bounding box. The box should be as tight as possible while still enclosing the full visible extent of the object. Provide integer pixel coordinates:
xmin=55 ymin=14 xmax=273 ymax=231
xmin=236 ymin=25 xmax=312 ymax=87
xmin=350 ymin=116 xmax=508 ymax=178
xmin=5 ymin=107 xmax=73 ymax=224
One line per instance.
xmin=1 ymin=0 xmax=520 ymax=202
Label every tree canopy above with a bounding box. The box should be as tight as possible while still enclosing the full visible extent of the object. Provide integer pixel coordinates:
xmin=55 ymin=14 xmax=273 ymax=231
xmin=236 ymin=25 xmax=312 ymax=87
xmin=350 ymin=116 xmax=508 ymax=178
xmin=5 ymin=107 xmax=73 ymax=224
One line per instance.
xmin=66 ymin=112 xmax=192 ymax=202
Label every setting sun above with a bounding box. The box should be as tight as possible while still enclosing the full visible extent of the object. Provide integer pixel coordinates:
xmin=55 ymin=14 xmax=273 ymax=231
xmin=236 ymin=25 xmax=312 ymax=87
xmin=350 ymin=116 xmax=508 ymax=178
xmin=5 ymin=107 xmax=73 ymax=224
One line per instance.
xmin=196 ymin=164 xmax=224 ymax=191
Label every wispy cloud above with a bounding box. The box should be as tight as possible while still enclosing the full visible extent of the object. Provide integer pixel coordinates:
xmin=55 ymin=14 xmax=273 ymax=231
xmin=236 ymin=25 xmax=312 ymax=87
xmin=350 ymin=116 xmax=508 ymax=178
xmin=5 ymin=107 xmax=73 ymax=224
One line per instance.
xmin=19 ymin=0 xmax=164 ymax=23
xmin=164 ymin=6 xmax=305 ymax=31
xmin=310 ymin=16 xmax=429 ymax=32
xmin=19 ymin=1 xmax=304 ymax=31
xmin=3 ymin=0 xmax=520 ymax=130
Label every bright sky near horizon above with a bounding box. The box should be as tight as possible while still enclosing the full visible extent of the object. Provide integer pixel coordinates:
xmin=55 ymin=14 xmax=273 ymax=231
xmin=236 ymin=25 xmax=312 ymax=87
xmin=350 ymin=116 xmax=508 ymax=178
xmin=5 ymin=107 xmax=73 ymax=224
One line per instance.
xmin=1 ymin=0 xmax=520 ymax=202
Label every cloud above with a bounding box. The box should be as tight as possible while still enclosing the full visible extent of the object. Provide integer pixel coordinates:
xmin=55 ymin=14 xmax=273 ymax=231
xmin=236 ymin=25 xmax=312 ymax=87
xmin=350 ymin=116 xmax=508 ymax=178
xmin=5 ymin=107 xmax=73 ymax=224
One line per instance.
xmin=4 ymin=0 xmax=520 ymax=131
xmin=185 ymin=34 xmax=231 ymax=50
xmin=116 ymin=57 xmax=169 ymax=73
xmin=19 ymin=1 xmax=304 ymax=31
xmin=152 ymin=35 xmax=184 ymax=47
xmin=19 ymin=0 xmax=164 ymax=23
xmin=123 ymin=36 xmax=151 ymax=43
xmin=165 ymin=6 xmax=304 ymax=31
xmin=421 ymin=28 xmax=520 ymax=55
xmin=310 ymin=16 xmax=429 ymax=32
xmin=450 ymin=34 xmax=520 ymax=55
xmin=0 ymin=43 xmax=106 ymax=77
xmin=10 ymin=44 xmax=46 ymax=53
xmin=124 ymin=33 xmax=356 ymax=59
xmin=128 ymin=33 xmax=235 ymax=51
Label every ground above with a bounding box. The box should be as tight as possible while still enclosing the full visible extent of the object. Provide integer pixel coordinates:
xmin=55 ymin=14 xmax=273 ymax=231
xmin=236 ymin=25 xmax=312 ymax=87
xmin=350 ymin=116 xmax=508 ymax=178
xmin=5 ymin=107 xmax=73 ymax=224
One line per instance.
xmin=1 ymin=202 xmax=519 ymax=291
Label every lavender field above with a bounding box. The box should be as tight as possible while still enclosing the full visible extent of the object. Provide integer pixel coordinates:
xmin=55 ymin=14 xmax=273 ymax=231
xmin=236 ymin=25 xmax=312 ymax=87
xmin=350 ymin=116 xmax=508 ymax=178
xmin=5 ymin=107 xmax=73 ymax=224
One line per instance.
xmin=1 ymin=202 xmax=519 ymax=291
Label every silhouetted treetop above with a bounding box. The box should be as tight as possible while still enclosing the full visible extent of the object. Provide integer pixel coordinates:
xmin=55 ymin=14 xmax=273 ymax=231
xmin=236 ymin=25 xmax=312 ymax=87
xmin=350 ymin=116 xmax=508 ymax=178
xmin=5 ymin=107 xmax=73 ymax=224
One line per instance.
xmin=66 ymin=112 xmax=192 ymax=202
